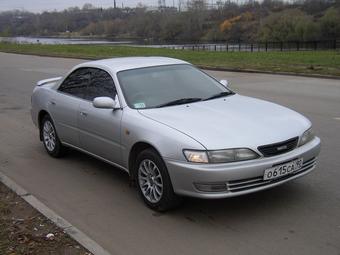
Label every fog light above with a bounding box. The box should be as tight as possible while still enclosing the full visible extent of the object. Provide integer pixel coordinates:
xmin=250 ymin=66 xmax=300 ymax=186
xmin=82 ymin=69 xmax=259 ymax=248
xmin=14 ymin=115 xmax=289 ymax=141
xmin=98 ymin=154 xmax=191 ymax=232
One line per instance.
xmin=194 ymin=182 xmax=228 ymax=192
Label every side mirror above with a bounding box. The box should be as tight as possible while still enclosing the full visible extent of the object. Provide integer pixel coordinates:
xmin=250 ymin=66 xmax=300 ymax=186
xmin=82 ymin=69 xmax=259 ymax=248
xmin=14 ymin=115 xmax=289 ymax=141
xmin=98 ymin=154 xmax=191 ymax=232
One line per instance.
xmin=220 ymin=79 xmax=229 ymax=88
xmin=93 ymin=97 xmax=117 ymax=109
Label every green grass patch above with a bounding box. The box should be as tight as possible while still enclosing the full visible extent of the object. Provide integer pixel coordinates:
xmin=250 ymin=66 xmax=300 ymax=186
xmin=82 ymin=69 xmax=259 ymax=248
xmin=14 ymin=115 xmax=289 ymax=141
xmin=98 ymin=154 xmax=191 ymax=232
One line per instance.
xmin=1 ymin=42 xmax=340 ymax=76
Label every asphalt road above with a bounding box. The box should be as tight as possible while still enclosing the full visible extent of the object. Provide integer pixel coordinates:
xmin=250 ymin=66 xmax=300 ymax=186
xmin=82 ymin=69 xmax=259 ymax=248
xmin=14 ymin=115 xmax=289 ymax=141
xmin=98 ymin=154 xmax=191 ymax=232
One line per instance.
xmin=0 ymin=52 xmax=339 ymax=255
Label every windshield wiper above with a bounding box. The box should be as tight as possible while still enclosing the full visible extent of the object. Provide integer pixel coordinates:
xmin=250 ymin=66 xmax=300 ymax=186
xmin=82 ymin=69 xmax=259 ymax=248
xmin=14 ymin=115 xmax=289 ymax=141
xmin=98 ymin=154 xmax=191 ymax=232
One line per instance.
xmin=203 ymin=91 xmax=234 ymax=101
xmin=156 ymin=97 xmax=202 ymax=108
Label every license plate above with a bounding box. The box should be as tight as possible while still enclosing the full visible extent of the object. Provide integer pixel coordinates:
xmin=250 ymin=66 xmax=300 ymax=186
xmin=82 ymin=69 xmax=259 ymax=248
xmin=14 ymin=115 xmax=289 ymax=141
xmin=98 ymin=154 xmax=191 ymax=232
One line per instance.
xmin=263 ymin=158 xmax=303 ymax=180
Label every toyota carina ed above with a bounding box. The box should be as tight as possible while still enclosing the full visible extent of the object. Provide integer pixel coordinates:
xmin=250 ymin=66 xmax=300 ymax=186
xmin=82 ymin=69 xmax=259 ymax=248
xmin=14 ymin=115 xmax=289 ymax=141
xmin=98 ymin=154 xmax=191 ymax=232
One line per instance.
xmin=31 ymin=57 xmax=321 ymax=211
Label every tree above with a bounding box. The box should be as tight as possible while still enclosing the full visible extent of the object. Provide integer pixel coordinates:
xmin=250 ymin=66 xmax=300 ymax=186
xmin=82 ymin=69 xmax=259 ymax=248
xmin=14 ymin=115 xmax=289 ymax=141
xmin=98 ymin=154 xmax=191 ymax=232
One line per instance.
xmin=258 ymin=9 xmax=319 ymax=41
xmin=82 ymin=3 xmax=96 ymax=10
xmin=0 ymin=0 xmax=338 ymax=43
xmin=319 ymin=7 xmax=340 ymax=39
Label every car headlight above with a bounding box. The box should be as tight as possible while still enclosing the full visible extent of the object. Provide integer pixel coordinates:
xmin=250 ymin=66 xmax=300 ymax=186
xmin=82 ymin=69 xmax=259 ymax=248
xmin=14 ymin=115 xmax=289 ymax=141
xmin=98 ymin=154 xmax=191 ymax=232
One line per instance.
xmin=299 ymin=128 xmax=315 ymax=147
xmin=183 ymin=148 xmax=259 ymax=163
xmin=183 ymin=150 xmax=209 ymax=163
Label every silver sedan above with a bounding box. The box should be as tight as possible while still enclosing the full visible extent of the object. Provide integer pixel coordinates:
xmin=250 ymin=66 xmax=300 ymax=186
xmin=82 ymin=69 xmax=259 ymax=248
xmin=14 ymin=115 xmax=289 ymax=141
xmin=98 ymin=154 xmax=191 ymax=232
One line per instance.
xmin=31 ymin=57 xmax=321 ymax=211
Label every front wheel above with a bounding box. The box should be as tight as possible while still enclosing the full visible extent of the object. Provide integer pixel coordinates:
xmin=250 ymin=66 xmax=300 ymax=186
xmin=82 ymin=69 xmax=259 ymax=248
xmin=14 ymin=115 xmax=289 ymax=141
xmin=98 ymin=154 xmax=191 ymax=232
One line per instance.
xmin=41 ymin=115 xmax=65 ymax=157
xmin=135 ymin=149 xmax=181 ymax=211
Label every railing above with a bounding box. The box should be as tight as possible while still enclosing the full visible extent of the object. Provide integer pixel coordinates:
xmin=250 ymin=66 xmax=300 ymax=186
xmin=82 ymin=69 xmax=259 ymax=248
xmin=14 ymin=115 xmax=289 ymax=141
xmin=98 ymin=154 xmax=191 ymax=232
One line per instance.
xmin=154 ymin=40 xmax=339 ymax=52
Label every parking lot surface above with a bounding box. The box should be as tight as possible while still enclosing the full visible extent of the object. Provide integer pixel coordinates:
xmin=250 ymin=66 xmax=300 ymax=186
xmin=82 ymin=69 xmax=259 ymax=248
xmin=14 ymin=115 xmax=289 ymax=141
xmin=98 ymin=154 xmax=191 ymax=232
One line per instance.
xmin=0 ymin=52 xmax=339 ymax=255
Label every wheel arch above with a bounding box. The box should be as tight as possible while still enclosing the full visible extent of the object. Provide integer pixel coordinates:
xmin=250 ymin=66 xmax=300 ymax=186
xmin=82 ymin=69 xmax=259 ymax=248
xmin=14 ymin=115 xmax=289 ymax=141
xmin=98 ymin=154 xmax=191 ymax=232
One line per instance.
xmin=38 ymin=110 xmax=50 ymax=141
xmin=128 ymin=141 xmax=162 ymax=181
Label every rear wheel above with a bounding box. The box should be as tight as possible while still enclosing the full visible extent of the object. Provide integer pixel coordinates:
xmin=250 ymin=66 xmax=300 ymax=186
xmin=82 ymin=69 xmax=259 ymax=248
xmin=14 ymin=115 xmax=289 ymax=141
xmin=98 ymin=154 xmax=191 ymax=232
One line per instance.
xmin=41 ymin=115 xmax=65 ymax=157
xmin=135 ymin=148 xmax=181 ymax=211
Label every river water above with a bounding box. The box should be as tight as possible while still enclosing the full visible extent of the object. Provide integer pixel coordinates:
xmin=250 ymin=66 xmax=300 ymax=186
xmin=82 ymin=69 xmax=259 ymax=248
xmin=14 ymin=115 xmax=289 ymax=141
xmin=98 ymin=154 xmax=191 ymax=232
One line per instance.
xmin=0 ymin=36 xmax=134 ymax=45
xmin=1 ymin=36 xmax=303 ymax=52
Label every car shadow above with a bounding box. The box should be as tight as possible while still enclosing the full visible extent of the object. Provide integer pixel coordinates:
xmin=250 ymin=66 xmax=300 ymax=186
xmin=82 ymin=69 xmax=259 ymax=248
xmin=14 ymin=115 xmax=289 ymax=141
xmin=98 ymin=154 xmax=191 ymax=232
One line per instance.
xmin=62 ymin=147 xmax=130 ymax=182
xmin=172 ymin=183 xmax=312 ymax=221
xmin=61 ymin=147 xmax=315 ymax=225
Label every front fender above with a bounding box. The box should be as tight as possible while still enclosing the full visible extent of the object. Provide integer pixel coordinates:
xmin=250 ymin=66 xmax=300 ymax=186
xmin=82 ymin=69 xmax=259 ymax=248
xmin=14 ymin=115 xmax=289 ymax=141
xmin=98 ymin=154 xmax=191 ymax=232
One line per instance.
xmin=121 ymin=108 xmax=205 ymax=169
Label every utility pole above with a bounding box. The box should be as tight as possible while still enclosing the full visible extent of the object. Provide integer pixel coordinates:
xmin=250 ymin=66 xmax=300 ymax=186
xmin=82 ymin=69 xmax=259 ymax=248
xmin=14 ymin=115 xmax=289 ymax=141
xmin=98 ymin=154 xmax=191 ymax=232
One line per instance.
xmin=114 ymin=0 xmax=117 ymax=8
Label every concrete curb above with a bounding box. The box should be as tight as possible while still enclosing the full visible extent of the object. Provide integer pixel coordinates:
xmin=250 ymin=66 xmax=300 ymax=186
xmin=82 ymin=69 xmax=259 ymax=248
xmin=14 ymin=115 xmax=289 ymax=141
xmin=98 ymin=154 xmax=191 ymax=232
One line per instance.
xmin=1 ymin=51 xmax=339 ymax=80
xmin=0 ymin=171 xmax=112 ymax=255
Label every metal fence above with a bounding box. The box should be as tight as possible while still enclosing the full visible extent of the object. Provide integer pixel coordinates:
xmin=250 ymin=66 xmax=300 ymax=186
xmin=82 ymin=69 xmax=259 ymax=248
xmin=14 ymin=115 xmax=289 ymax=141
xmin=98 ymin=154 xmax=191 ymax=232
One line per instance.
xmin=155 ymin=39 xmax=339 ymax=52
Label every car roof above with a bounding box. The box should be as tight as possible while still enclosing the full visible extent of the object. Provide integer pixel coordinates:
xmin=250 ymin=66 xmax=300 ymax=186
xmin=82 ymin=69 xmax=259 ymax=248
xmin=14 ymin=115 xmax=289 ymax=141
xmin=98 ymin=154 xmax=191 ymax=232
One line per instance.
xmin=75 ymin=56 xmax=189 ymax=73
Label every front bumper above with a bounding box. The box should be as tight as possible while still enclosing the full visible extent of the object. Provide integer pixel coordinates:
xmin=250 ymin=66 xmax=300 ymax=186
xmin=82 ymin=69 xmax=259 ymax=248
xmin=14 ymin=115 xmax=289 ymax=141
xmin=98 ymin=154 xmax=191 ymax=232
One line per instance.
xmin=165 ymin=137 xmax=321 ymax=199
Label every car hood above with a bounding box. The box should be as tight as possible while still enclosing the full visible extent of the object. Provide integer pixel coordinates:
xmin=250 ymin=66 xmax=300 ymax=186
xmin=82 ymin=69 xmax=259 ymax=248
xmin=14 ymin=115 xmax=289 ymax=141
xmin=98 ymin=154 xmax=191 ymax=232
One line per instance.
xmin=138 ymin=94 xmax=311 ymax=150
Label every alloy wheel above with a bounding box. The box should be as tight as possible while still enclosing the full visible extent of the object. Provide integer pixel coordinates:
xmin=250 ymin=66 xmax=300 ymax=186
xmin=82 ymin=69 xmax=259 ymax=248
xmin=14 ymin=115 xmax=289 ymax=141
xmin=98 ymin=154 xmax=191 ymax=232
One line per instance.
xmin=43 ymin=120 xmax=56 ymax=152
xmin=138 ymin=159 xmax=163 ymax=203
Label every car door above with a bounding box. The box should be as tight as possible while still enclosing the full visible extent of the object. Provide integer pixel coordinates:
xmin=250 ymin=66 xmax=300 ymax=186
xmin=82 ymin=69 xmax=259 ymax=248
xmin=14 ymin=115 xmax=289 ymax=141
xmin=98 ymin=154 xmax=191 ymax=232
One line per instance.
xmin=78 ymin=68 xmax=123 ymax=166
xmin=49 ymin=68 xmax=91 ymax=147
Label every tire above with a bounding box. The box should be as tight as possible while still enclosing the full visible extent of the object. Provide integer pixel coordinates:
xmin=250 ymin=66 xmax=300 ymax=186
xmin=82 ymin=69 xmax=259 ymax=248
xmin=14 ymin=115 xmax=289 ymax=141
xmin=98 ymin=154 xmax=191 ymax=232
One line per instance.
xmin=40 ymin=115 xmax=65 ymax=158
xmin=135 ymin=148 xmax=182 ymax=212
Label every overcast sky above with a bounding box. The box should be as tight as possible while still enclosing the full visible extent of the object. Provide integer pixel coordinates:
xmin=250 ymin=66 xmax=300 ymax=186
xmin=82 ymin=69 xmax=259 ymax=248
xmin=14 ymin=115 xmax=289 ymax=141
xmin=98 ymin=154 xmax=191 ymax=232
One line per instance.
xmin=0 ymin=0 xmax=165 ymax=12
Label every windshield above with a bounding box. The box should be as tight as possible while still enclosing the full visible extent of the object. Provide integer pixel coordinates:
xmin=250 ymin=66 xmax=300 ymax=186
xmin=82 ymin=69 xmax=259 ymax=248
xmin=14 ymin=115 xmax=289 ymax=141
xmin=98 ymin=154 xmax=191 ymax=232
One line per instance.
xmin=117 ymin=64 xmax=232 ymax=109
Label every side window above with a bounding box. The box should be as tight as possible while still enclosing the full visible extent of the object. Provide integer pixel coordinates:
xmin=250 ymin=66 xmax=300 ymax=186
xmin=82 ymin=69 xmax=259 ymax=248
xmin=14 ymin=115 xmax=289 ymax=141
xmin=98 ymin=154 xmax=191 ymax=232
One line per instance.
xmin=85 ymin=69 xmax=117 ymax=101
xmin=58 ymin=68 xmax=91 ymax=99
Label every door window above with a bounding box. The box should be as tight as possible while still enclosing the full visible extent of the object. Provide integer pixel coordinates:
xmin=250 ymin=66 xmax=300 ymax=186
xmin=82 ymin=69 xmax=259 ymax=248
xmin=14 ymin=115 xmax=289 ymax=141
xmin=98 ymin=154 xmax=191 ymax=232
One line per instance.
xmin=58 ymin=68 xmax=91 ymax=99
xmin=58 ymin=67 xmax=116 ymax=101
xmin=85 ymin=69 xmax=117 ymax=101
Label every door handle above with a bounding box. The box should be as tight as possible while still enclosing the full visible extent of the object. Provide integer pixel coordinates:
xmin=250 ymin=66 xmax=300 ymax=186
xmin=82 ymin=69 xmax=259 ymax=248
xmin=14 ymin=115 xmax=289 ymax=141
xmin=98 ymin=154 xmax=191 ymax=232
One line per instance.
xmin=50 ymin=101 xmax=56 ymax=105
xmin=80 ymin=111 xmax=88 ymax=117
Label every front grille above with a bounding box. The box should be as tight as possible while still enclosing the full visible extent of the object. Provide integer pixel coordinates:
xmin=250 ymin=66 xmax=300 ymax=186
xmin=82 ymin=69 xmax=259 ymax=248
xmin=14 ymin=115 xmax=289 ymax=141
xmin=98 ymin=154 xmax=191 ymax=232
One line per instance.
xmin=227 ymin=157 xmax=316 ymax=193
xmin=258 ymin=137 xmax=299 ymax=157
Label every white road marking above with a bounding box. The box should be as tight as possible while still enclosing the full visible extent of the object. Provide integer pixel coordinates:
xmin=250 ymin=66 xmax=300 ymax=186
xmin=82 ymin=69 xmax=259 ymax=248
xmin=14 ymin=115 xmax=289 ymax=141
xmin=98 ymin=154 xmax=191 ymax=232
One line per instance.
xmin=333 ymin=117 xmax=340 ymax=121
